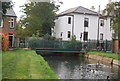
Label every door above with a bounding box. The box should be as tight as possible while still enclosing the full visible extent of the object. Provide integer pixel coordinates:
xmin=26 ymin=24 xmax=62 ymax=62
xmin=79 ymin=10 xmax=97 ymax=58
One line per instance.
xmin=9 ymin=33 xmax=14 ymax=48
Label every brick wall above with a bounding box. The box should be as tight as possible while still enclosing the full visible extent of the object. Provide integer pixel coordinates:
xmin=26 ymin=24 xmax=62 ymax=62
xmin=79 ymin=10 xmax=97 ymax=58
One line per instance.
xmin=0 ymin=16 xmax=17 ymax=34
xmin=0 ymin=16 xmax=17 ymax=47
xmin=112 ymin=39 xmax=120 ymax=54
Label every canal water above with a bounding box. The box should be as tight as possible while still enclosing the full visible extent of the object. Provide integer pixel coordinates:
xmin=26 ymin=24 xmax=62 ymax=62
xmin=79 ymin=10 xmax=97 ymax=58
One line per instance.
xmin=43 ymin=54 xmax=120 ymax=79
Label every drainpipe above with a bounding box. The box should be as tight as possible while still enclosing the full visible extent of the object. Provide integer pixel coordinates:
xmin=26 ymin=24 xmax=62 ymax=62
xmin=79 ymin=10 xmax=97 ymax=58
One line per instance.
xmin=72 ymin=15 xmax=74 ymax=36
xmin=0 ymin=1 xmax=2 ymax=20
xmin=97 ymin=5 xmax=100 ymax=48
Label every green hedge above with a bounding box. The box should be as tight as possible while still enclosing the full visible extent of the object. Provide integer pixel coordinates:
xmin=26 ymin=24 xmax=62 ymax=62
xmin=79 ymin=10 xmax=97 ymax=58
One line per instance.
xmin=28 ymin=39 xmax=82 ymax=50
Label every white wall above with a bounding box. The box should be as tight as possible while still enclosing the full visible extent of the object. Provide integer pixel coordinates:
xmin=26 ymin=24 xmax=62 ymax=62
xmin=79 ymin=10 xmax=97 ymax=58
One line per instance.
xmin=99 ymin=17 xmax=112 ymax=41
xmin=54 ymin=13 xmax=112 ymax=41
xmin=54 ymin=15 xmax=73 ymax=40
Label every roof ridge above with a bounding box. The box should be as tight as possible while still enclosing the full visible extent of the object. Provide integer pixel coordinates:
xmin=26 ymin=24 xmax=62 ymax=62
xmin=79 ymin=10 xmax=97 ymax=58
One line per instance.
xmin=59 ymin=6 xmax=79 ymax=14
xmin=77 ymin=6 xmax=98 ymax=14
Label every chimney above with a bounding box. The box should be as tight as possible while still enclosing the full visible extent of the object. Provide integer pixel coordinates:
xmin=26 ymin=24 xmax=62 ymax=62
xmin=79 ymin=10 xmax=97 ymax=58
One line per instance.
xmin=90 ymin=6 xmax=95 ymax=11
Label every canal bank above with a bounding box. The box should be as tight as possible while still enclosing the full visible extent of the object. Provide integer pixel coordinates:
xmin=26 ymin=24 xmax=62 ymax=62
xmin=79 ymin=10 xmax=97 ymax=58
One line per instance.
xmin=84 ymin=51 xmax=120 ymax=66
xmin=2 ymin=49 xmax=58 ymax=79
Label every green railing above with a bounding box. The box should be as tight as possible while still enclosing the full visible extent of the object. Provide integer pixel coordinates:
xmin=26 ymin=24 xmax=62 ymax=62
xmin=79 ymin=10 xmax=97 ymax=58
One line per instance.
xmin=28 ymin=39 xmax=82 ymax=50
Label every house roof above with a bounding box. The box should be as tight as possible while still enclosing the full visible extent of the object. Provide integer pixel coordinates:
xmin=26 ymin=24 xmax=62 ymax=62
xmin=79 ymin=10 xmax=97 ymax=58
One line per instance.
xmin=58 ymin=6 xmax=99 ymax=16
xmin=5 ymin=8 xmax=17 ymax=17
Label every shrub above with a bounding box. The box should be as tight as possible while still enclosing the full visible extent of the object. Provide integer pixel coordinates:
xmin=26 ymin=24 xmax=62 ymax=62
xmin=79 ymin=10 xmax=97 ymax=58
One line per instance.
xmin=0 ymin=33 xmax=9 ymax=51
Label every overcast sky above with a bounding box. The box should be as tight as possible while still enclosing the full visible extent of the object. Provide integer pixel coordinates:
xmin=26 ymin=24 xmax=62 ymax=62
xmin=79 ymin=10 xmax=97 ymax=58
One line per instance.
xmin=11 ymin=0 xmax=119 ymax=20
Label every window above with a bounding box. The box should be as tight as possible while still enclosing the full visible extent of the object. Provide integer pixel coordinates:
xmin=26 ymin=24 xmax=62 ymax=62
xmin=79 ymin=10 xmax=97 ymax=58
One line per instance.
xmin=68 ymin=17 xmax=71 ymax=24
xmin=100 ymin=19 xmax=104 ymax=26
xmin=80 ymin=33 xmax=82 ymax=39
xmin=60 ymin=32 xmax=63 ymax=37
xmin=0 ymin=19 xmax=3 ymax=27
xmin=68 ymin=31 xmax=71 ymax=38
xmin=84 ymin=18 xmax=89 ymax=27
xmin=100 ymin=33 xmax=103 ymax=40
xmin=10 ymin=18 xmax=14 ymax=28
xmin=119 ymin=40 xmax=120 ymax=49
xmin=83 ymin=32 xmax=88 ymax=41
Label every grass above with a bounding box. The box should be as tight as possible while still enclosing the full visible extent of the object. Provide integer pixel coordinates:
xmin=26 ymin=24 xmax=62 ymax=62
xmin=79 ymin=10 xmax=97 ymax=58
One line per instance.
xmin=0 ymin=51 xmax=2 ymax=80
xmin=2 ymin=49 xmax=58 ymax=79
xmin=88 ymin=50 xmax=120 ymax=60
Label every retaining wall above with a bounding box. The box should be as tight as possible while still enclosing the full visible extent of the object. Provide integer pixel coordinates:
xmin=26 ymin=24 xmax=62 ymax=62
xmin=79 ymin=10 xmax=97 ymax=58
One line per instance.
xmin=84 ymin=54 xmax=120 ymax=66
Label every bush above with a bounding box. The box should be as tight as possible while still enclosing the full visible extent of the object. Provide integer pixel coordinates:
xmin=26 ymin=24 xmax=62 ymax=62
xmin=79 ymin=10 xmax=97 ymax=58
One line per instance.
xmin=28 ymin=35 xmax=82 ymax=50
xmin=0 ymin=33 xmax=9 ymax=51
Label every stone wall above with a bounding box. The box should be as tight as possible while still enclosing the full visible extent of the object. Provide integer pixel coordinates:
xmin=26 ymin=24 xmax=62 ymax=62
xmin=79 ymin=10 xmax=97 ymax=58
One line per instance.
xmin=84 ymin=54 xmax=120 ymax=66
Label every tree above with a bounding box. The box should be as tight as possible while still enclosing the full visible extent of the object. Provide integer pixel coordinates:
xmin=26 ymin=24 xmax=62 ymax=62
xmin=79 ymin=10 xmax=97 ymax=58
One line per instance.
xmin=103 ymin=1 xmax=120 ymax=40
xmin=2 ymin=2 xmax=13 ymax=15
xmin=0 ymin=1 xmax=13 ymax=18
xmin=18 ymin=2 xmax=59 ymax=37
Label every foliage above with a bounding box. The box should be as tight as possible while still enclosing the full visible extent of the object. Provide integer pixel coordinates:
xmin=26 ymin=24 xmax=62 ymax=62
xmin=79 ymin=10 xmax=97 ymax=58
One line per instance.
xmin=65 ymin=41 xmax=82 ymax=50
xmin=71 ymin=35 xmax=76 ymax=41
xmin=1 ymin=2 xmax=13 ymax=17
xmin=0 ymin=33 xmax=9 ymax=51
xmin=65 ymin=35 xmax=81 ymax=50
xmin=2 ymin=49 xmax=58 ymax=79
xmin=28 ymin=39 xmax=82 ymax=50
xmin=18 ymin=2 xmax=59 ymax=37
xmin=43 ymin=34 xmax=56 ymax=40
xmin=88 ymin=50 xmax=120 ymax=60
xmin=103 ymin=1 xmax=120 ymax=39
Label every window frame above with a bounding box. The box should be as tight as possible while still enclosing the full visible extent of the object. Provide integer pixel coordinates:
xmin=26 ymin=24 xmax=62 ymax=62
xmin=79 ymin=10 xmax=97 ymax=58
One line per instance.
xmin=118 ymin=40 xmax=120 ymax=49
xmin=84 ymin=18 xmax=89 ymax=27
xmin=83 ymin=32 xmax=88 ymax=41
xmin=100 ymin=33 xmax=104 ymax=40
xmin=10 ymin=18 xmax=14 ymax=28
xmin=60 ymin=32 xmax=63 ymax=37
xmin=0 ymin=19 xmax=3 ymax=27
xmin=67 ymin=31 xmax=71 ymax=38
xmin=68 ymin=17 xmax=71 ymax=24
xmin=100 ymin=19 xmax=104 ymax=27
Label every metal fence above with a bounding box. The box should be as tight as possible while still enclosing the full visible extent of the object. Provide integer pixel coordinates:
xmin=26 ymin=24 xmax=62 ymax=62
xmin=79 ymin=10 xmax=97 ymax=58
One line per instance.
xmin=28 ymin=39 xmax=82 ymax=50
xmin=82 ymin=40 xmax=112 ymax=51
xmin=17 ymin=38 xmax=112 ymax=51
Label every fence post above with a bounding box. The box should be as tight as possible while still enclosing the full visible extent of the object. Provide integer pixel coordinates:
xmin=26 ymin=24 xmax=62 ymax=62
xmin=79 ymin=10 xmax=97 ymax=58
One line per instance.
xmin=106 ymin=40 xmax=107 ymax=52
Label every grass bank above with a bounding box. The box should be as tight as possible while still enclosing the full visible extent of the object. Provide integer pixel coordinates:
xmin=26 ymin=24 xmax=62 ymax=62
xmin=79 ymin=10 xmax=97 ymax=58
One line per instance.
xmin=88 ymin=51 xmax=120 ymax=60
xmin=2 ymin=49 xmax=58 ymax=79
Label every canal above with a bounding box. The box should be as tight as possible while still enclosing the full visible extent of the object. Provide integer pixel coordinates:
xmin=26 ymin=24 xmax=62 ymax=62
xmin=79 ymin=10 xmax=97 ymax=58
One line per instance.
xmin=43 ymin=54 xmax=120 ymax=79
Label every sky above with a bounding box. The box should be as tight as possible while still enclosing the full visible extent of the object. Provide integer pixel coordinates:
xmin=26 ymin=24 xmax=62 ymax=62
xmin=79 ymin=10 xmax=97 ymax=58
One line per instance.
xmin=11 ymin=0 xmax=119 ymax=20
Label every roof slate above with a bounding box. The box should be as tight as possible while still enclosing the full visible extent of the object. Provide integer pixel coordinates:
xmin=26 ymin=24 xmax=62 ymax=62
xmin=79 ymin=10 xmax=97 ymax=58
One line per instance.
xmin=5 ymin=8 xmax=17 ymax=17
xmin=58 ymin=6 xmax=99 ymax=16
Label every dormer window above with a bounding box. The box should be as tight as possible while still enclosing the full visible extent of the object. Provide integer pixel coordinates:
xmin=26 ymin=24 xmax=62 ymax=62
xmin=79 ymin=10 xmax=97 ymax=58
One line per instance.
xmin=10 ymin=18 xmax=14 ymax=28
xmin=0 ymin=19 xmax=3 ymax=27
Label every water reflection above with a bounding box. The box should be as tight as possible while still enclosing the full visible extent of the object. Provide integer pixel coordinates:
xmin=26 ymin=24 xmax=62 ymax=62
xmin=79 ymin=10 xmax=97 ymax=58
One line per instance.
xmin=43 ymin=55 xmax=120 ymax=79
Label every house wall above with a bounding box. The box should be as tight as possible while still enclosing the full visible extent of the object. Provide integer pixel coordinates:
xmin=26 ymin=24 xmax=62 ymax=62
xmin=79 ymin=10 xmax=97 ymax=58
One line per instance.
xmin=54 ymin=15 xmax=73 ymax=40
xmin=54 ymin=13 xmax=112 ymax=42
xmin=0 ymin=16 xmax=16 ymax=34
xmin=73 ymin=14 xmax=98 ymax=41
xmin=0 ymin=16 xmax=17 ymax=47
xmin=99 ymin=17 xmax=112 ymax=41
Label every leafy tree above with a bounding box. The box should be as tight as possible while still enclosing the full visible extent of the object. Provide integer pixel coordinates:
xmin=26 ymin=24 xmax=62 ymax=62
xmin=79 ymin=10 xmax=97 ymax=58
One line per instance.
xmin=103 ymin=1 xmax=120 ymax=40
xmin=18 ymin=2 xmax=59 ymax=37
xmin=0 ymin=1 xmax=13 ymax=18
xmin=2 ymin=2 xmax=13 ymax=15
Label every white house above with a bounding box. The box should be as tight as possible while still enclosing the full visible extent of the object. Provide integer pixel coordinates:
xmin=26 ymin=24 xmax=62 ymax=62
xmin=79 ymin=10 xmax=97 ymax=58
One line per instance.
xmin=53 ymin=6 xmax=112 ymax=42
